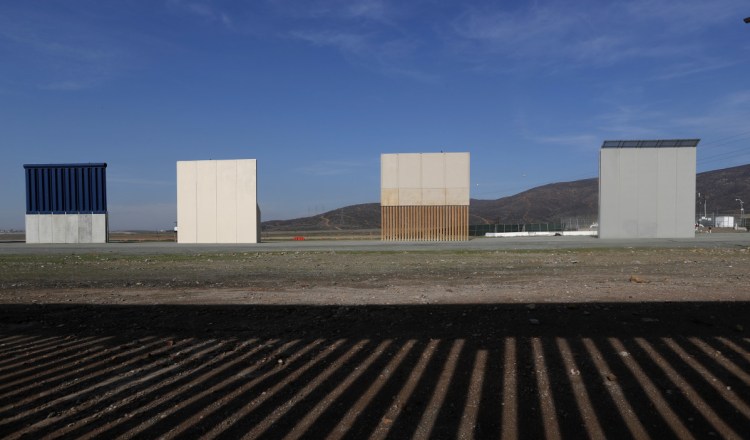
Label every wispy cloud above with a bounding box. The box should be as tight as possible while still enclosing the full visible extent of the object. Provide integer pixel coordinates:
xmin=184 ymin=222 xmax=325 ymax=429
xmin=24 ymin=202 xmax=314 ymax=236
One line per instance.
xmin=166 ymin=0 xmax=233 ymax=28
xmin=0 ymin=7 xmax=128 ymax=91
xmin=670 ymin=90 xmax=750 ymax=135
xmin=449 ymin=0 xmax=746 ymax=72
xmin=288 ymin=27 xmax=435 ymax=82
xmin=594 ymin=105 xmax=670 ymax=138
xmin=651 ymin=60 xmax=738 ymax=81
xmin=290 ymin=30 xmax=371 ymax=54
xmin=267 ymin=0 xmax=394 ymax=22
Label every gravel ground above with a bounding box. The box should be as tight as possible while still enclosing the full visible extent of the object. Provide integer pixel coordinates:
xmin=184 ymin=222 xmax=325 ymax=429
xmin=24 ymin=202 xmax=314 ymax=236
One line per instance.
xmin=1 ymin=238 xmax=749 ymax=439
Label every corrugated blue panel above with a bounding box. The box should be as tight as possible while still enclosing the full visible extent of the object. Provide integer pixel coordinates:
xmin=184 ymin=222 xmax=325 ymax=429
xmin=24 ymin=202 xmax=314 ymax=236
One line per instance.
xmin=23 ymin=163 xmax=107 ymax=214
xmin=601 ymin=139 xmax=700 ymax=149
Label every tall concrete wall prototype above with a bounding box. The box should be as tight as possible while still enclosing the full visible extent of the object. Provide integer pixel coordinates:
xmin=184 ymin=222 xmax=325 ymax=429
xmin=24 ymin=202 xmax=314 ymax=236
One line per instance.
xmin=381 ymin=152 xmax=470 ymax=241
xmin=24 ymin=163 xmax=108 ymax=244
xmin=177 ymin=159 xmax=259 ymax=244
xmin=599 ymin=140 xmax=698 ymax=239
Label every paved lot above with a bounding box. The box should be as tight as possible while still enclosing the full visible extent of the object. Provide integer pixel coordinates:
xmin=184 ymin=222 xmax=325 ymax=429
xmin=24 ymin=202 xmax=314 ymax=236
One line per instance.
xmin=2 ymin=232 xmax=749 ymax=255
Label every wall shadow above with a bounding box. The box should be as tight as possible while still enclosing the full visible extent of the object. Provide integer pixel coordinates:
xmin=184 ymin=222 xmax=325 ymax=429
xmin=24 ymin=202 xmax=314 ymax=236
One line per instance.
xmin=1 ymin=301 xmax=748 ymax=439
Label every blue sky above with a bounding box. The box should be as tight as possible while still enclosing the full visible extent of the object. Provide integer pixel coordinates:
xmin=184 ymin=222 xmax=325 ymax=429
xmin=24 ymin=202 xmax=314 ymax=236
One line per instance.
xmin=1 ymin=0 xmax=749 ymax=230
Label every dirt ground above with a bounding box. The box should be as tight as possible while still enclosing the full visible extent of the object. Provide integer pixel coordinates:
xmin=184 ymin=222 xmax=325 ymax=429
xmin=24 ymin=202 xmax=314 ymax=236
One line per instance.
xmin=1 ymin=245 xmax=749 ymax=439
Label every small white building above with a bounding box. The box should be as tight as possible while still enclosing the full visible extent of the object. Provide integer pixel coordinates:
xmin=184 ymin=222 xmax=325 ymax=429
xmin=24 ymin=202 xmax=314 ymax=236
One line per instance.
xmin=715 ymin=216 xmax=734 ymax=228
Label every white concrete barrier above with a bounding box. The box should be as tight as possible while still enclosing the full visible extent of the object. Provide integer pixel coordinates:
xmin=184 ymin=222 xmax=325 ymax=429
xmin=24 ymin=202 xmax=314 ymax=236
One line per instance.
xmin=485 ymin=231 xmax=597 ymax=238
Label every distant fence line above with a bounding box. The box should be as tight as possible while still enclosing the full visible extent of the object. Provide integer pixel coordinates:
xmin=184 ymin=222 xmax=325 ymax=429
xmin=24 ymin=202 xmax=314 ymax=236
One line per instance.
xmin=696 ymin=212 xmax=749 ymax=228
xmin=469 ymin=217 xmax=597 ymax=237
xmin=468 ymin=213 xmax=750 ymax=237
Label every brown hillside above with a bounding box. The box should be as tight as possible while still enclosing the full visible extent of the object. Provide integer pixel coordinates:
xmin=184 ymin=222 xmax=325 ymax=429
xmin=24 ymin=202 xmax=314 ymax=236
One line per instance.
xmin=261 ymin=164 xmax=750 ymax=230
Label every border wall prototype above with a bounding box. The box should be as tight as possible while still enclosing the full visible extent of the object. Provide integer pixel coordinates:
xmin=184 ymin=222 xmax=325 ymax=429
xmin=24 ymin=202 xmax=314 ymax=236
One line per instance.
xmin=177 ymin=159 xmax=259 ymax=243
xmin=381 ymin=152 xmax=470 ymax=241
xmin=24 ymin=163 xmax=108 ymax=244
xmin=599 ymin=139 xmax=698 ymax=239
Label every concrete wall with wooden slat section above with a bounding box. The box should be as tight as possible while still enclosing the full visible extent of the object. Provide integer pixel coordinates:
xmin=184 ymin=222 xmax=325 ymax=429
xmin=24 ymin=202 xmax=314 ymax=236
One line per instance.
xmin=380 ymin=152 xmax=470 ymax=241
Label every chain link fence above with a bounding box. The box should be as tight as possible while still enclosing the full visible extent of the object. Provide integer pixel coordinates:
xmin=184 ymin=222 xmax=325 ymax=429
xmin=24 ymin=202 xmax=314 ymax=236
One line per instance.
xmin=469 ymin=217 xmax=598 ymax=237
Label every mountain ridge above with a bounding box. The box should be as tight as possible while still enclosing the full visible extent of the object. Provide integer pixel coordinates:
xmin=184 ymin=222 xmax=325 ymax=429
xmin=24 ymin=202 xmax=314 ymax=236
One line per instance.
xmin=261 ymin=163 xmax=750 ymax=231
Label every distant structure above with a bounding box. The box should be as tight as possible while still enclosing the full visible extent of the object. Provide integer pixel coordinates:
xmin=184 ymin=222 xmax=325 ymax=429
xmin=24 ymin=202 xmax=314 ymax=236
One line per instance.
xmin=176 ymin=159 xmax=260 ymax=243
xmin=381 ymin=152 xmax=470 ymax=241
xmin=599 ymin=139 xmax=698 ymax=239
xmin=24 ymin=163 xmax=109 ymax=243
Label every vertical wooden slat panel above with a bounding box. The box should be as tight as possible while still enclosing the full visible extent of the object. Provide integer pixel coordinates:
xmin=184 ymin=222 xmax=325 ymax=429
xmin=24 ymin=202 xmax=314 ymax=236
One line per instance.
xmin=382 ymin=205 xmax=468 ymax=241
xmin=409 ymin=206 xmax=413 ymax=241
xmin=455 ymin=206 xmax=458 ymax=241
xmin=382 ymin=207 xmax=386 ymax=241
xmin=450 ymin=205 xmax=455 ymax=240
xmin=412 ymin=206 xmax=416 ymax=241
xmin=447 ymin=206 xmax=456 ymax=241
xmin=429 ymin=206 xmax=437 ymax=240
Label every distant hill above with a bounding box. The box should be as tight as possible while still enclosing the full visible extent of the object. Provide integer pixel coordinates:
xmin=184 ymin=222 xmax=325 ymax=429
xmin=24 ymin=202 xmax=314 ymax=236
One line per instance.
xmin=261 ymin=164 xmax=750 ymax=231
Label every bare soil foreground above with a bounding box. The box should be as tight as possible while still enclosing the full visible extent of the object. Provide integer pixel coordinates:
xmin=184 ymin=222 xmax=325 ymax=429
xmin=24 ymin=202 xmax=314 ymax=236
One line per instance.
xmin=1 ymin=238 xmax=749 ymax=439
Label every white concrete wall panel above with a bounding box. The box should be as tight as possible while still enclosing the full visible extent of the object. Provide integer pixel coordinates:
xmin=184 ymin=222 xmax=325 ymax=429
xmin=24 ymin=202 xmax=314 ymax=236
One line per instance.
xmin=399 ymin=188 xmax=422 ymax=205
xmin=26 ymin=213 xmax=106 ymax=243
xmin=398 ymin=154 xmax=422 ymax=188
xmin=177 ymin=159 xmax=258 ymax=244
xmin=25 ymin=215 xmax=39 ymax=243
xmin=446 ymin=187 xmax=470 ymax=206
xmin=619 ymin=150 xmax=640 ymax=238
xmin=656 ymin=148 xmax=678 ymax=237
xmin=381 ymin=154 xmax=399 ymax=190
xmin=37 ymin=215 xmax=53 ymax=243
xmin=600 ymin=145 xmax=695 ymax=239
xmin=636 ymin=149 xmax=659 ymax=237
xmin=381 ymin=188 xmax=399 ymax=206
xmin=421 ymin=154 xmax=445 ymax=188
xmin=91 ymin=214 xmax=107 ymax=243
xmin=444 ymin=152 xmax=470 ymax=190
xmin=51 ymin=215 xmax=67 ymax=243
xmin=177 ymin=161 xmax=198 ymax=243
xmin=381 ymin=152 xmax=470 ymax=207
xmin=196 ymin=161 xmax=218 ymax=243
xmin=421 ymin=188 xmax=446 ymax=205
xmin=598 ymin=149 xmax=619 ymax=238
xmin=64 ymin=214 xmax=79 ymax=243
xmin=236 ymin=159 xmax=258 ymax=244
xmin=675 ymin=147 xmax=697 ymax=237
xmin=216 ymin=160 xmax=238 ymax=243
xmin=78 ymin=214 xmax=92 ymax=243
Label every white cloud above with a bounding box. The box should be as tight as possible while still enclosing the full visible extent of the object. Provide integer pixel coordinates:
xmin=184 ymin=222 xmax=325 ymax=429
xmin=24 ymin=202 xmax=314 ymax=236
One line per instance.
xmin=267 ymin=0 xmax=394 ymax=22
xmin=623 ymin=0 xmax=746 ymax=30
xmin=166 ymin=0 xmax=234 ymax=28
xmin=671 ymin=90 xmax=750 ymax=134
xmin=651 ymin=60 xmax=738 ymax=81
xmin=291 ymin=30 xmax=370 ymax=54
xmin=594 ymin=105 xmax=669 ymax=138
xmin=0 ymin=7 xmax=129 ymax=91
xmin=449 ymin=0 xmax=746 ymax=71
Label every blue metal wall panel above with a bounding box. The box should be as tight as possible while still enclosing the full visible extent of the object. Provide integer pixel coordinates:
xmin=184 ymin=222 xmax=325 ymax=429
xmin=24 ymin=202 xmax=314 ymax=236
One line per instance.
xmin=23 ymin=163 xmax=108 ymax=214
